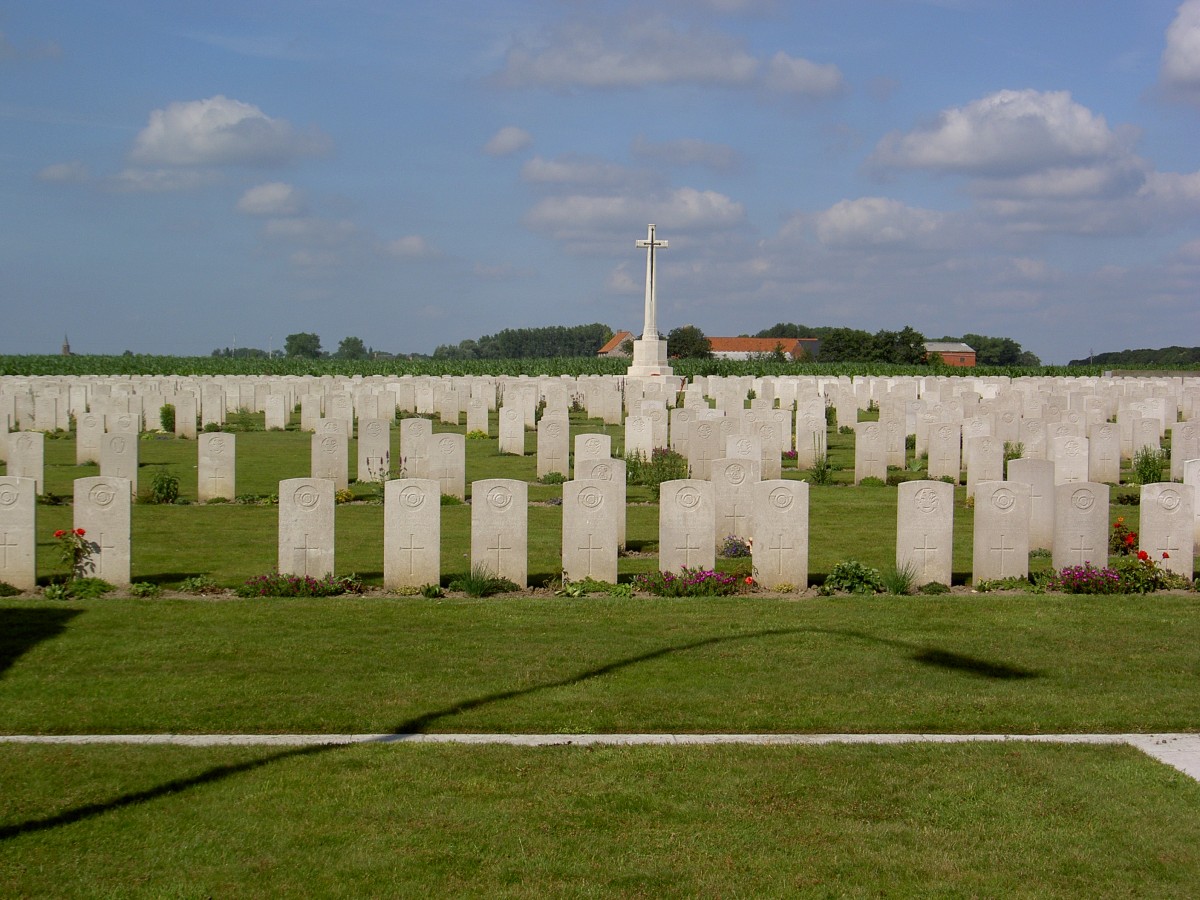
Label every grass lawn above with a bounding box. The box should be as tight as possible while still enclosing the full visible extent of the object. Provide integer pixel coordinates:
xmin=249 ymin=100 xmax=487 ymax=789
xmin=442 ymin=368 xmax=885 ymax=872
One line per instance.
xmin=3 ymin=595 xmax=1198 ymax=734
xmin=3 ymin=741 xmax=1200 ymax=897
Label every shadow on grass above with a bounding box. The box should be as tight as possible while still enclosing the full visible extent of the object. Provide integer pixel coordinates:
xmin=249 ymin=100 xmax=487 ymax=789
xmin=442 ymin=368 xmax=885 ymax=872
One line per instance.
xmin=0 ymin=624 xmax=1038 ymax=841
xmin=0 ymin=608 xmax=84 ymax=680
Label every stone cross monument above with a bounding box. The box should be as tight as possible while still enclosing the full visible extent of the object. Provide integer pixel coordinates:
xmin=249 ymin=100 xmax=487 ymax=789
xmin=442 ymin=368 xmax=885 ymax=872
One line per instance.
xmin=627 ymin=223 xmax=674 ymax=377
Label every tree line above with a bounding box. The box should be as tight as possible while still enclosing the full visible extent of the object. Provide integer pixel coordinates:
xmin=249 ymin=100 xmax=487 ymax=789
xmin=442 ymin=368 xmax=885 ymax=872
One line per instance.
xmin=1069 ymin=346 xmax=1200 ymax=367
xmin=432 ymin=323 xmax=613 ymax=360
xmin=755 ymin=324 xmax=1040 ymax=366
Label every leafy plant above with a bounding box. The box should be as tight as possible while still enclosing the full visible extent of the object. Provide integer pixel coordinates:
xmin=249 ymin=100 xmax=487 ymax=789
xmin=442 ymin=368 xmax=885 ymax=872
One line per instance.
xmin=1047 ymin=563 xmax=1123 ymax=595
xmin=858 ymin=476 xmax=886 ymax=487
xmin=236 ymin=572 xmax=365 ymax=598
xmin=334 ymin=488 xmax=355 ymax=504
xmin=465 ymin=430 xmax=489 ymax=440
xmin=537 ymin=471 xmax=567 ymax=484
xmin=179 ymin=575 xmax=223 ymax=595
xmin=129 ymin=582 xmax=162 ymax=598
xmin=634 ymin=567 xmax=744 ymax=597
xmin=147 ymin=468 xmax=181 ymax=505
xmin=974 ymin=575 xmax=1040 ymax=593
xmin=448 ymin=564 xmax=519 ymax=598
xmin=557 ymin=577 xmax=631 ymax=598
xmin=1002 ymin=441 xmax=1025 ymax=474
xmin=53 ymin=528 xmax=97 ymax=581
xmin=440 ymin=493 xmax=462 ymax=506
xmin=1111 ymin=553 xmax=1190 ymax=594
xmin=821 ymin=560 xmax=883 ymax=595
xmin=719 ymin=535 xmax=752 ymax=558
xmin=420 ymin=583 xmax=445 ymax=598
xmin=159 ymin=403 xmax=176 ymax=432
xmin=0 ymin=581 xmax=21 ymax=597
xmin=1131 ymin=447 xmax=1167 ymax=485
xmin=625 ymin=448 xmax=689 ymax=497
xmin=1109 ymin=516 xmax=1138 ymax=556
xmin=918 ymin=582 xmax=950 ymax=595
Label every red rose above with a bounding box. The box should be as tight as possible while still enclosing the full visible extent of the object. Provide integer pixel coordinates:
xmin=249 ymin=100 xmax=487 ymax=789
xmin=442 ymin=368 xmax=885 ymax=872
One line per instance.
xmin=1163 ymin=552 xmax=1170 ymax=559
xmin=53 ymin=530 xmax=66 ymax=538
xmin=75 ymin=528 xmax=85 ymax=536
xmin=1137 ymin=550 xmax=1149 ymax=561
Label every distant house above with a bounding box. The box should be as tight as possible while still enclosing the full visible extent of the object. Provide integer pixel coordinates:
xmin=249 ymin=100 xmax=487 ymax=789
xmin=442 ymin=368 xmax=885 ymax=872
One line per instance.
xmin=924 ymin=341 xmax=976 ymax=367
xmin=597 ymin=331 xmax=635 ymax=358
xmin=707 ymin=337 xmax=820 ymax=361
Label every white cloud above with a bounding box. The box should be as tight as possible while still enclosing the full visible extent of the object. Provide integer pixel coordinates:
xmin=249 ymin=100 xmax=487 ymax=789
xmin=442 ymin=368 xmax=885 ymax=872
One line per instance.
xmin=815 ymin=197 xmax=947 ymax=248
xmin=521 ymin=155 xmax=648 ymax=188
xmin=498 ymin=16 xmax=759 ymax=89
xmin=105 ymin=167 xmax=222 ymax=193
xmin=484 ymin=125 xmax=533 ymax=156
xmin=130 ymin=95 xmax=331 ymax=167
xmin=236 ymin=182 xmax=305 ymax=216
xmin=524 ymin=187 xmax=745 ymax=241
xmin=631 ymin=136 xmax=739 ymax=171
xmin=1160 ymin=0 xmax=1200 ymax=104
xmin=36 ymin=161 xmax=89 ymax=184
xmin=385 ymin=235 xmax=438 ymax=259
xmin=763 ymin=52 xmax=844 ymax=97
xmin=872 ymin=89 xmax=1125 ymax=177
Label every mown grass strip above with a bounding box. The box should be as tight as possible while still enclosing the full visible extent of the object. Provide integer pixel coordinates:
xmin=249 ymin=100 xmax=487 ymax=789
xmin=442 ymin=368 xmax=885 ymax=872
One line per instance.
xmin=2 ymin=595 xmax=1198 ymax=734
xmin=1 ymin=742 xmax=1198 ymax=897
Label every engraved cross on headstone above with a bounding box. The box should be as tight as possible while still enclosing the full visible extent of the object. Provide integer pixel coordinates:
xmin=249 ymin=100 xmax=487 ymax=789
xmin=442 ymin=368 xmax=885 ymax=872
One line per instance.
xmin=294 ymin=533 xmax=322 ymax=576
xmin=990 ymin=534 xmax=1017 ymax=576
xmin=768 ymin=532 xmax=792 ymax=575
xmin=398 ymin=533 xmax=423 ymax=576
xmin=676 ymin=531 xmax=700 ymax=567
xmin=579 ymin=534 xmax=604 ymax=577
xmin=0 ymin=532 xmax=17 ymax=568
xmin=488 ymin=531 xmax=511 ymax=572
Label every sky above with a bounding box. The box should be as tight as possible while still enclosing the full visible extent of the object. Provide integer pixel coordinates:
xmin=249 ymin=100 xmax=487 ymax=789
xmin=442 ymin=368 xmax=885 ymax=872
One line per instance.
xmin=2 ymin=0 xmax=1199 ymax=364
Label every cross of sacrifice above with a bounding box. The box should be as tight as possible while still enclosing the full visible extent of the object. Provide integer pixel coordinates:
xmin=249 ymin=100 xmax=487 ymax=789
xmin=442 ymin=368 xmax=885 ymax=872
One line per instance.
xmin=635 ymin=224 xmax=668 ymax=340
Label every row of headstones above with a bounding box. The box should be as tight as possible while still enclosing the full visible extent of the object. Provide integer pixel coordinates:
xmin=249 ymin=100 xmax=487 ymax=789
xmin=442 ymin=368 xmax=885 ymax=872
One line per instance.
xmin=2 ymin=472 xmax=1194 ymax=594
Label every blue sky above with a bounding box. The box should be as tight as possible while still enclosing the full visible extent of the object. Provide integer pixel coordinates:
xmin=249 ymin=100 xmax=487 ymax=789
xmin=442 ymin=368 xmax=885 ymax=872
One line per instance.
xmin=3 ymin=0 xmax=1199 ymax=363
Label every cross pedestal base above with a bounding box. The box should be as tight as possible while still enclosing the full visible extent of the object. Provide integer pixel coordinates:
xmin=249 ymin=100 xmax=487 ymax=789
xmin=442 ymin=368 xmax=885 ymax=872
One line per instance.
xmin=626 ymin=338 xmax=673 ymax=377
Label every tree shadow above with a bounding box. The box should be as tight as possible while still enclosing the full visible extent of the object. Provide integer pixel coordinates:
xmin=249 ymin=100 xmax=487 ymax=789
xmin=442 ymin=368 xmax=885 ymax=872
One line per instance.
xmin=0 ymin=623 xmax=1038 ymax=840
xmin=0 ymin=608 xmax=84 ymax=680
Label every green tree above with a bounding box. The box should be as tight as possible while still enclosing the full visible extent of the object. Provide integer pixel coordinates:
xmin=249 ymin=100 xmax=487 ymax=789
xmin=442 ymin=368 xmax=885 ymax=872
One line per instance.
xmin=666 ymin=325 xmax=712 ymax=359
xmin=336 ymin=336 xmax=368 ymax=360
xmin=285 ymin=332 xmax=322 ymax=359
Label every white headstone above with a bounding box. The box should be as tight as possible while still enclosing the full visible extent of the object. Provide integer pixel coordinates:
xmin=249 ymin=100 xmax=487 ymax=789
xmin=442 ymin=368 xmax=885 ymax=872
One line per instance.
xmin=384 ymin=478 xmax=440 ymax=590
xmin=0 ymin=477 xmax=36 ymax=591
xmin=278 ymin=478 xmax=335 ymax=578
xmin=751 ymin=480 xmax=809 ymax=591
xmin=74 ymin=476 xmax=132 ymax=587
xmin=472 ymin=478 xmax=527 ymax=587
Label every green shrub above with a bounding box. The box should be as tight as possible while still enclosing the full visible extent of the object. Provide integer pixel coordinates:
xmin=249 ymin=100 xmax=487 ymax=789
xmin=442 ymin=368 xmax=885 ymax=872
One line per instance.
xmin=918 ymin=582 xmax=950 ymax=595
xmin=236 ymin=572 xmax=365 ymax=598
xmin=1111 ymin=554 xmax=1191 ymax=594
xmin=537 ymin=471 xmax=567 ymax=484
xmin=440 ymin=493 xmax=462 ymax=506
xmin=0 ymin=581 xmax=22 ymax=597
xmin=45 ymin=577 xmax=115 ymax=600
xmin=159 ymin=403 xmax=176 ymax=432
xmin=880 ymin=563 xmax=917 ymax=596
xmin=448 ymin=564 xmax=519 ymax=598
xmin=625 ymin=448 xmax=689 ymax=497
xmin=1131 ymin=447 xmax=1167 ymax=485
xmin=858 ymin=476 xmax=886 ymax=487
xmin=147 ymin=468 xmax=181 ymax=505
xmin=129 ymin=582 xmax=162 ymax=598
xmin=557 ymin=577 xmax=632 ymax=598
xmin=465 ymin=430 xmax=489 ymax=440
xmin=420 ymin=583 xmax=445 ymax=598
xmin=179 ymin=575 xmax=223 ymax=595
xmin=821 ymin=560 xmax=883 ymax=595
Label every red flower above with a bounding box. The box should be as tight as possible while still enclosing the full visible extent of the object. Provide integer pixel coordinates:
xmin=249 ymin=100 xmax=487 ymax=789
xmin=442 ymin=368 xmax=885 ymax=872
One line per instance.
xmin=1137 ymin=550 xmax=1149 ymax=561
xmin=1163 ymin=552 xmax=1170 ymax=559
xmin=744 ymin=577 xmax=754 ymax=585
xmin=1124 ymin=534 xmax=1135 ymax=545
xmin=74 ymin=528 xmax=85 ymax=536
xmin=53 ymin=530 xmax=66 ymax=538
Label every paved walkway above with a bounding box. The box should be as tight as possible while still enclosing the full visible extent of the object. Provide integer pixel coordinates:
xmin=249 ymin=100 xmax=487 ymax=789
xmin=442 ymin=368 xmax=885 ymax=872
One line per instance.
xmin=4 ymin=733 xmax=1200 ymax=782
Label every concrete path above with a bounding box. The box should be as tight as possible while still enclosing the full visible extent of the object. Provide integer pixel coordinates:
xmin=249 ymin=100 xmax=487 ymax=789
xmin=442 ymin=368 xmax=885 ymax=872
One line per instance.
xmin=4 ymin=733 xmax=1200 ymax=782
